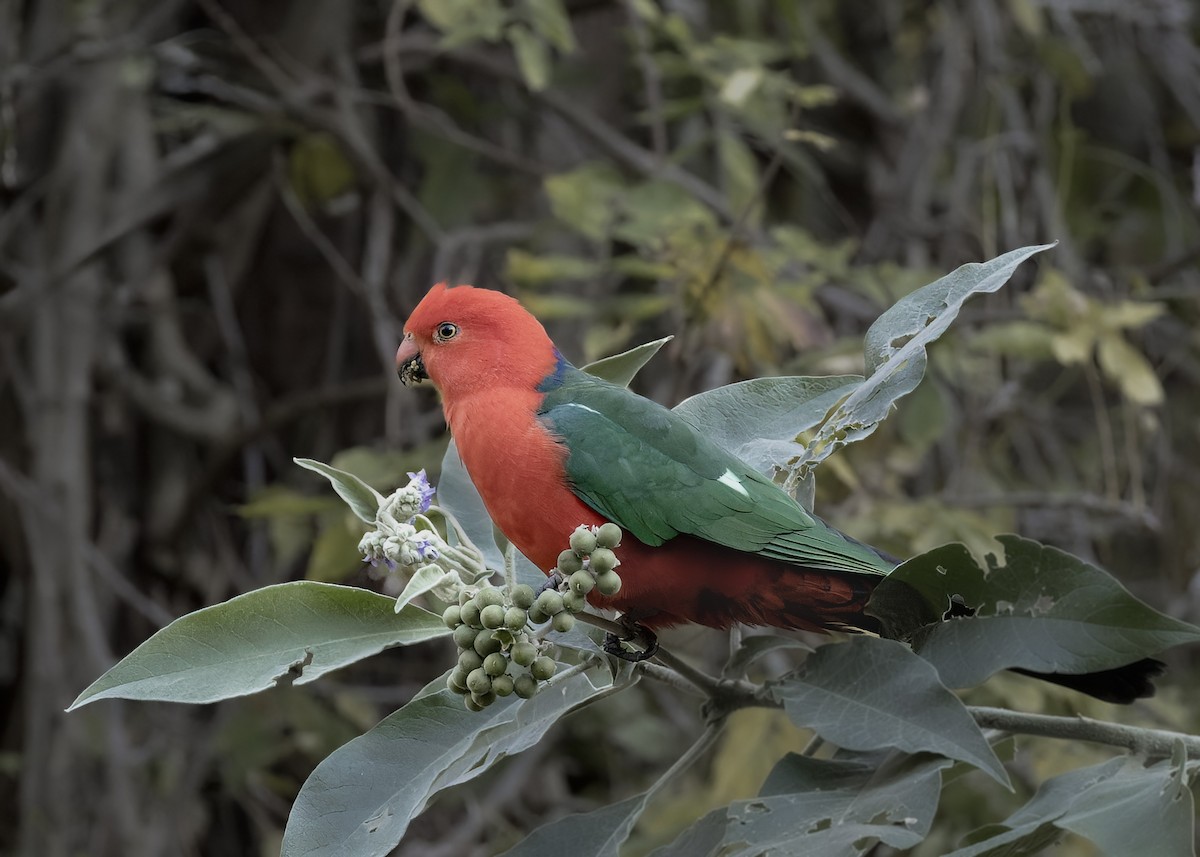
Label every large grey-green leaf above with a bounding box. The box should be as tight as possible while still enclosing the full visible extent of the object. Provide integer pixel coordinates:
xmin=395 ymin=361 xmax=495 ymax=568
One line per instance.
xmin=436 ymin=440 xmax=506 ymax=570
xmin=281 ymin=667 xmax=623 ymax=857
xmin=673 ymin=375 xmax=863 ymax=475
xmin=498 ymin=794 xmax=648 ymax=857
xmin=792 ymin=244 xmax=1054 ymax=476
xmin=869 ymin=536 xmax=1200 ymax=688
xmin=946 ymin=754 xmax=1195 ymax=857
xmin=583 ymin=336 xmax=673 ymax=387
xmin=651 ymin=752 xmax=950 ymax=857
xmin=771 ymin=636 xmax=1009 ymax=786
xmin=70 ymin=583 xmax=447 ymax=709
xmin=295 ymin=458 xmax=385 ymax=523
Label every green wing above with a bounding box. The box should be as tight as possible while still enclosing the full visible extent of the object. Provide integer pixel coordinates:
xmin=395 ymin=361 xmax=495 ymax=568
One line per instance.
xmin=538 ymin=365 xmax=893 ymax=577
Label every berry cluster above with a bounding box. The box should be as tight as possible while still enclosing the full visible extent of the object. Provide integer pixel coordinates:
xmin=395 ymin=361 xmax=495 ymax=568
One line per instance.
xmin=442 ymin=523 xmax=623 ymax=710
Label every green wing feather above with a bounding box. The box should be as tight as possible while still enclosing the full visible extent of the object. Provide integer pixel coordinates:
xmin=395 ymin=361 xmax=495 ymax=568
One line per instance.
xmin=538 ymin=364 xmax=893 ymax=577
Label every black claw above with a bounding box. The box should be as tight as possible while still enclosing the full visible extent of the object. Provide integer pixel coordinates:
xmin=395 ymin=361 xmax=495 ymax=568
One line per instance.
xmin=603 ymin=622 xmax=659 ymax=662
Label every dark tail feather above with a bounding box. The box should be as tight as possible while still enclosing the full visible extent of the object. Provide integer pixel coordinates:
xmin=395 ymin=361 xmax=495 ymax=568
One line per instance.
xmin=1012 ymin=658 xmax=1165 ymax=705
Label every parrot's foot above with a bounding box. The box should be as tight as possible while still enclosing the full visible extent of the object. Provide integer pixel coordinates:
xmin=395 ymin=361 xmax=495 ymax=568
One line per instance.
xmin=536 ymin=572 xmax=563 ymax=596
xmin=603 ymin=621 xmax=659 ymax=662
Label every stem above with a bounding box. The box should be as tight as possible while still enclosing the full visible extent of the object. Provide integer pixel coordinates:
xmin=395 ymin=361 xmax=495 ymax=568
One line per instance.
xmin=542 ymin=658 xmax=601 ymax=690
xmin=503 ymin=544 xmax=518 ymax=594
xmin=968 ymin=707 xmax=1200 ymax=760
xmin=572 ymin=612 xmax=766 ymax=703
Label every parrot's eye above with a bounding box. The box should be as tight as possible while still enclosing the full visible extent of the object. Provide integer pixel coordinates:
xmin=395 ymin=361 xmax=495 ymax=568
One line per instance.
xmin=434 ymin=322 xmax=460 ymax=342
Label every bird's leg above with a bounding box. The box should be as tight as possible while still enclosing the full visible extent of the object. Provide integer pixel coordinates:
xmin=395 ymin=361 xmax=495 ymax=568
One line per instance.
xmin=603 ymin=617 xmax=659 ymax=662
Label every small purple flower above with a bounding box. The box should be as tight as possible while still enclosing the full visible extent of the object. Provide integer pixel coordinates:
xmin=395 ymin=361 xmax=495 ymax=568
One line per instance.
xmin=408 ymin=470 xmax=436 ymax=513
xmin=413 ymin=533 xmax=441 ymax=562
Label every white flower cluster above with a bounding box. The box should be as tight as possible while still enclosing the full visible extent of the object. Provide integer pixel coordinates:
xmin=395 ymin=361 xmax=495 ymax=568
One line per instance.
xmin=357 ymin=522 xmax=444 ymax=571
xmin=356 ymin=469 xmax=475 ymax=609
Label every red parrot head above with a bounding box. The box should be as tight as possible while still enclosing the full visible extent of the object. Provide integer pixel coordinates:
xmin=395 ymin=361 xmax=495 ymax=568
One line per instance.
xmin=396 ymin=283 xmax=559 ymax=400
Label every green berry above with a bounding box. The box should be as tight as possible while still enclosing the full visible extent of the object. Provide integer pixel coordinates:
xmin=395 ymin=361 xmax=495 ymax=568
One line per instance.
xmin=447 ymin=668 xmax=469 ymax=695
xmin=504 ymin=606 xmax=528 ymax=631
xmin=458 ymin=590 xmax=473 ymax=606
xmin=464 ymin=695 xmax=485 ymax=711
xmin=459 ymin=601 xmax=482 ymax=629
xmin=562 ymin=590 xmax=587 ymax=613
xmin=473 ymin=629 xmax=502 ymax=656
xmin=511 ymin=641 xmax=538 ymax=667
xmin=531 ymin=656 xmax=557 ymax=681
xmin=453 ymin=624 xmax=478 ymax=650
xmin=527 ymin=606 xmax=549 ymax=625
xmin=514 ymin=674 xmax=538 ymax=699
xmin=551 ymin=612 xmax=575 ymax=633
xmin=472 ymin=690 xmax=496 ymax=707
xmin=480 ymin=604 xmax=506 ymax=630
xmin=535 ymin=590 xmax=564 ymax=616
xmin=596 ymin=570 xmax=622 ymax=596
xmin=570 ymin=526 xmax=598 ymax=556
xmin=466 ymin=668 xmax=491 ymax=695
xmin=442 ymin=604 xmax=462 ymax=629
xmin=477 ymin=587 xmax=505 ymax=608
xmin=596 ymin=523 xmax=622 ymax=549
xmin=492 ymin=674 xmax=515 ymax=697
xmin=589 ymin=548 xmax=618 ymax=574
xmin=458 ymin=650 xmax=483 ymax=672
xmin=557 ymin=549 xmax=583 ymax=574
xmin=569 ymin=570 xmax=595 ymax=595
xmin=511 ymin=584 xmax=536 ymax=609
xmin=483 ymin=652 xmax=508 ymax=677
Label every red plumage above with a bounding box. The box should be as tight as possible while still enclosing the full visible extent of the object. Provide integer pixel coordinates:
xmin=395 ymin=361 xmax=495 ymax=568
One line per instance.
xmin=396 ymin=283 xmax=874 ymax=632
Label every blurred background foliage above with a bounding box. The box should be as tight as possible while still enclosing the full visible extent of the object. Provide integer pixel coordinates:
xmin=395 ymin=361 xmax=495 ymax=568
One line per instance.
xmin=2 ymin=0 xmax=1198 ymax=854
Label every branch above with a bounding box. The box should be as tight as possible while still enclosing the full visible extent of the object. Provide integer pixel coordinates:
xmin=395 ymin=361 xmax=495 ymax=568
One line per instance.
xmin=969 ymin=706 xmax=1200 ymax=760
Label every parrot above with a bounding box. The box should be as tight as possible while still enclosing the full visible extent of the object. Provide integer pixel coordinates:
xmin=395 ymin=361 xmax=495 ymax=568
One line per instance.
xmin=395 ymin=282 xmax=1161 ymax=703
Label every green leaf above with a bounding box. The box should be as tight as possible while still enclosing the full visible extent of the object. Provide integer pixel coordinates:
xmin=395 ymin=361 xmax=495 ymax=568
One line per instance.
xmin=674 ymin=375 xmax=863 ymax=476
xmin=295 ymin=458 xmax=385 ymax=523
xmin=869 ymin=536 xmax=1200 ymax=688
xmin=583 ymin=336 xmax=674 ymax=387
xmin=69 ymin=583 xmax=448 ymax=709
xmin=391 ymin=565 xmax=455 ymax=614
xmin=652 ymin=752 xmax=950 ymax=857
xmin=1055 ymin=750 xmax=1195 ymax=857
xmin=544 ymin=163 xmax=628 ymax=242
xmin=498 ymin=794 xmax=648 ymax=857
xmin=947 ymin=754 xmax=1195 ymax=857
xmin=1096 ymin=332 xmax=1164 ymax=406
xmin=794 ymin=244 xmax=1054 ymax=474
xmin=716 ymin=131 xmax=761 ymax=222
xmin=771 ymin=637 xmax=1009 ymax=786
xmin=612 ymin=180 xmax=718 ymax=246
xmin=435 ymin=440 xmax=506 ymax=571
xmin=523 ymin=0 xmax=576 ymax=52
xmin=721 ymin=633 xmax=813 ymax=679
xmin=506 ymin=249 xmax=603 ymax=285
xmin=508 ymin=24 xmax=551 ymax=91
xmin=282 ymin=669 xmax=623 ymax=856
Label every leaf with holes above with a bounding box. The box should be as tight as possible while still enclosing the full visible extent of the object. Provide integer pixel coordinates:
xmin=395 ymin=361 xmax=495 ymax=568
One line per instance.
xmin=868 ymin=536 xmax=1200 ymax=688
xmin=282 ymin=666 xmax=626 ymax=857
xmin=674 ymin=375 xmax=863 ymax=476
xmin=770 ymin=636 xmax=1008 ymax=786
xmin=792 ymin=244 xmax=1054 ymax=476
xmin=651 ymin=751 xmax=951 ymax=857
